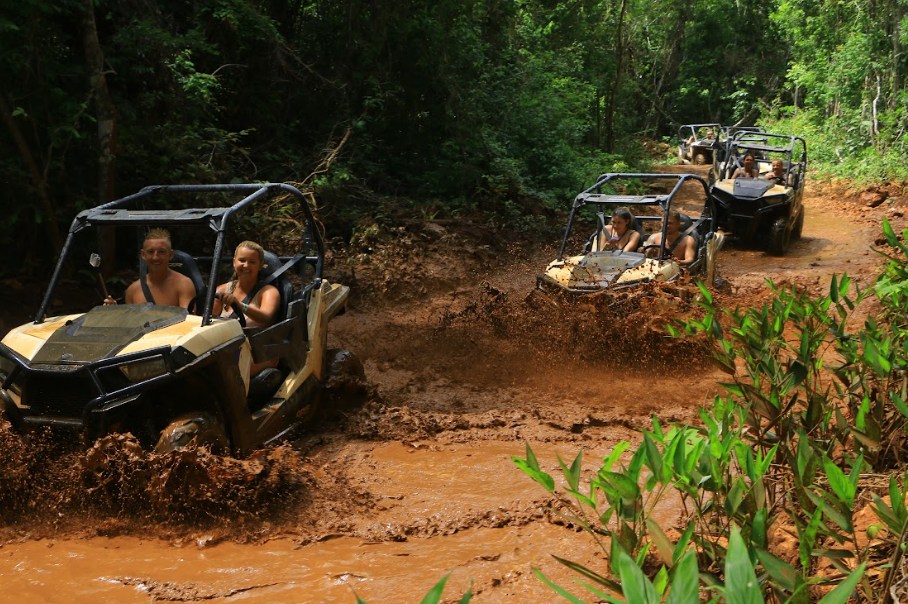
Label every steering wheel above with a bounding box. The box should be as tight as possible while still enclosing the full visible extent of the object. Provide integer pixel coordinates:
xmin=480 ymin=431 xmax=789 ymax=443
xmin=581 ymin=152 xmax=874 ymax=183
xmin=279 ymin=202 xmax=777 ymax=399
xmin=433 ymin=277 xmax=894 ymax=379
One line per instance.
xmin=187 ymin=295 xmax=201 ymax=314
xmin=203 ymin=293 xmax=247 ymax=327
xmin=641 ymin=244 xmax=664 ymax=259
xmin=229 ymin=300 xmax=247 ymax=327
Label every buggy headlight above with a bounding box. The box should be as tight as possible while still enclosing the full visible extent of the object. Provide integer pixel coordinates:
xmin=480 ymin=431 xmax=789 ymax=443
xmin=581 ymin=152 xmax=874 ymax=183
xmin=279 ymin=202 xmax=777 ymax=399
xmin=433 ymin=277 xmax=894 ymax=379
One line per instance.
xmin=119 ymin=357 xmax=168 ymax=382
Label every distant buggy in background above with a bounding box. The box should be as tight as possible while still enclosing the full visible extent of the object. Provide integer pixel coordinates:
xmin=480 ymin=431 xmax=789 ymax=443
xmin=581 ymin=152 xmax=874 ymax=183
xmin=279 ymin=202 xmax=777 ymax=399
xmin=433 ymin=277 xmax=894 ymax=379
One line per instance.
xmin=677 ymin=123 xmax=722 ymax=166
xmin=709 ymin=132 xmax=808 ymax=255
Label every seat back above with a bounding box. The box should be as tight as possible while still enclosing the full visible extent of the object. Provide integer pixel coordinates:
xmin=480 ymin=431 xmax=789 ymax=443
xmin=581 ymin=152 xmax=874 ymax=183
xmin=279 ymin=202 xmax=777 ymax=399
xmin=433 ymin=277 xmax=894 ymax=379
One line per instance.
xmin=258 ymin=251 xmax=295 ymax=322
xmin=138 ymin=249 xmax=205 ymax=306
xmin=170 ymin=250 xmax=206 ymax=297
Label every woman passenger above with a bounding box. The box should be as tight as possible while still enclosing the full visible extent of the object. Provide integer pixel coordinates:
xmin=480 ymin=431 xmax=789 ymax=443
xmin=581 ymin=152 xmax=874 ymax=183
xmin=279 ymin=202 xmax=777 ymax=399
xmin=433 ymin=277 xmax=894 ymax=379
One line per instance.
xmin=599 ymin=207 xmax=642 ymax=253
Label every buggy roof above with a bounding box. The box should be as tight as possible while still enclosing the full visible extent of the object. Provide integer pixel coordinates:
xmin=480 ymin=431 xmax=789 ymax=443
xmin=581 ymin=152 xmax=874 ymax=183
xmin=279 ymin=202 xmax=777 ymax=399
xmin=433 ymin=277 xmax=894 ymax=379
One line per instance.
xmin=69 ymin=183 xmax=298 ymax=233
xmin=76 ymin=207 xmax=230 ymax=227
xmin=729 ymin=132 xmax=805 ymax=154
xmin=572 ymin=173 xmax=709 ymax=209
xmin=575 ymin=193 xmax=669 ymax=206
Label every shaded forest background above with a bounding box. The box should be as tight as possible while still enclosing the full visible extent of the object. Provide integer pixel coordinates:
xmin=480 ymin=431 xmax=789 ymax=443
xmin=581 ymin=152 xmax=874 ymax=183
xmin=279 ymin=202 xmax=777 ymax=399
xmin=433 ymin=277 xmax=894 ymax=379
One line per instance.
xmin=2 ymin=0 xmax=906 ymax=275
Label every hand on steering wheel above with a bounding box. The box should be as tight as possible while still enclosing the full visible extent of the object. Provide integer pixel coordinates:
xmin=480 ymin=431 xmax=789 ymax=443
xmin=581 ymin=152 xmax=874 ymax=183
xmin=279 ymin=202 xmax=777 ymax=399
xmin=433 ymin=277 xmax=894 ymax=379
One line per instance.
xmin=642 ymin=244 xmax=663 ymax=259
xmin=213 ymin=292 xmax=247 ymax=327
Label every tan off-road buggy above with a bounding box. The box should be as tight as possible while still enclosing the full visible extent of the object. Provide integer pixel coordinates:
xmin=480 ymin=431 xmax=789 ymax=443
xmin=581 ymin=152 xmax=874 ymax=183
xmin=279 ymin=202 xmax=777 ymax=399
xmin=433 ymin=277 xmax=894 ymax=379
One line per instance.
xmin=538 ymin=173 xmax=725 ymax=294
xmin=0 ymin=184 xmax=351 ymax=456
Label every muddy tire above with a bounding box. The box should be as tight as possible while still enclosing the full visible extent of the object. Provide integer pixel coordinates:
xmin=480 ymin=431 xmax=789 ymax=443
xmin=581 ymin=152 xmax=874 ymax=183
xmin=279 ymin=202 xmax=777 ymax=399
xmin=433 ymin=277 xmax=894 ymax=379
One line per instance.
xmin=323 ymin=348 xmax=369 ymax=411
xmin=791 ymin=209 xmax=804 ymax=241
xmin=704 ymin=238 xmax=719 ymax=287
xmin=693 ymin=152 xmax=706 ymax=165
xmin=767 ymin=217 xmax=791 ymax=256
xmin=155 ymin=412 xmax=229 ymax=454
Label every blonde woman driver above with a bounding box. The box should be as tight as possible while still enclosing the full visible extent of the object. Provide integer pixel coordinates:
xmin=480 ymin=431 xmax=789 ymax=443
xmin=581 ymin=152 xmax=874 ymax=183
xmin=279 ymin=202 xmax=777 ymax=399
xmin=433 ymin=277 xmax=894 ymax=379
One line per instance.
xmin=212 ymin=241 xmax=281 ymax=329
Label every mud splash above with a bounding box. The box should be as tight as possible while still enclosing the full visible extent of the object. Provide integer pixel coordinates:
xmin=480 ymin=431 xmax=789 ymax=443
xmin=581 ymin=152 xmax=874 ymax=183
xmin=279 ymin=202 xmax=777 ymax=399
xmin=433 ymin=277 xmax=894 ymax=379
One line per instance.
xmin=0 ymin=421 xmax=312 ymax=536
xmin=437 ymin=280 xmax=710 ymax=368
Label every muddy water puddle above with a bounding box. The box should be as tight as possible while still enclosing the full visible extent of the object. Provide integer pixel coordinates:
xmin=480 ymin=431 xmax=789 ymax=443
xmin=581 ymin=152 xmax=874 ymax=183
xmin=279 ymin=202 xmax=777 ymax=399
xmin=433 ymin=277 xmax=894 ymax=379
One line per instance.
xmin=1 ymin=525 xmax=600 ymax=603
xmin=1 ymin=440 xmax=668 ymax=603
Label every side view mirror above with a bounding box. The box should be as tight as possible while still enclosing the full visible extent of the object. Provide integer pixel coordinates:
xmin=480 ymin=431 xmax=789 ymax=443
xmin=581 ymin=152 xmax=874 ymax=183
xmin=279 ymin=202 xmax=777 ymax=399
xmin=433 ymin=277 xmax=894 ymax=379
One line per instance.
xmin=89 ymin=253 xmax=110 ymax=299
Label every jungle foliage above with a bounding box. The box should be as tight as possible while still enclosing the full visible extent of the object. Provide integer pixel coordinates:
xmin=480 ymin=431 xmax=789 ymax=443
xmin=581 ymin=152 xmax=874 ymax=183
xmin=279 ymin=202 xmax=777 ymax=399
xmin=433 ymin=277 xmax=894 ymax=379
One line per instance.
xmin=0 ymin=0 xmax=905 ymax=275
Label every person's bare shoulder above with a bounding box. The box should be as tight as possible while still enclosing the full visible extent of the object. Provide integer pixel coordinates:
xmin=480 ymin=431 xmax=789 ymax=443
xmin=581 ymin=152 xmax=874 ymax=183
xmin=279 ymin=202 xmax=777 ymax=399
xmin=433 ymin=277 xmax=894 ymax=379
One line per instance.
xmin=171 ymin=270 xmax=196 ymax=293
xmin=124 ymin=280 xmax=142 ymax=304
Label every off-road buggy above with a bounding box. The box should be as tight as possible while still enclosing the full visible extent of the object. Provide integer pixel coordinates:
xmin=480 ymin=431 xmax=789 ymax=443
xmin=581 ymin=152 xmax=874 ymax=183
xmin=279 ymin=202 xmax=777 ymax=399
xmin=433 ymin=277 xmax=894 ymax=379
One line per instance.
xmin=709 ymin=131 xmax=808 ymax=255
xmin=677 ymin=123 xmax=722 ymax=165
xmin=0 ymin=184 xmax=350 ymax=456
xmin=537 ymin=173 xmax=724 ymax=294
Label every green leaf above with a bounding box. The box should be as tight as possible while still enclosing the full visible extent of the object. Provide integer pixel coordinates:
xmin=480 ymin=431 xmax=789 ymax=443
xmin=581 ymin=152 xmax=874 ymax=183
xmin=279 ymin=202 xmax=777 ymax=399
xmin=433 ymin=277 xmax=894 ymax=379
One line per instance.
xmin=673 ymin=522 xmax=695 ymax=564
xmin=525 ymin=442 xmax=541 ymax=471
xmin=822 ymin=457 xmax=855 ymax=508
xmin=457 ymin=585 xmax=473 ymax=604
xmin=646 ymin=518 xmax=676 ymax=565
xmin=891 ymin=392 xmax=908 ymax=419
xmin=565 ymin=487 xmax=597 ymax=509
xmin=653 ymin=565 xmax=669 ymax=596
xmin=558 ymin=450 xmax=583 ymax=492
xmin=599 ymin=471 xmax=641 ymax=521
xmin=882 ymin=218 xmax=899 ymax=246
xmin=419 ymin=574 xmax=450 ymax=604
xmin=751 ymin=509 xmax=768 ymax=549
xmin=551 ymin=555 xmax=622 ymax=593
xmin=531 ymin=567 xmax=588 ymax=604
xmin=643 ymin=433 xmax=664 ymax=483
xmin=871 ymin=493 xmax=904 ymax=533
xmin=754 ymin=549 xmax=797 ymax=591
xmin=817 ymin=563 xmax=866 ymax=604
xmin=618 ymin=549 xmax=659 ymax=603
xmin=799 ymin=508 xmax=825 ymax=570
xmin=725 ymin=477 xmax=746 ymax=516
xmin=514 ymin=457 xmax=555 ymax=492
xmin=602 ymin=442 xmax=631 ymax=473
xmin=724 ymin=527 xmax=764 ymax=604
xmin=697 ymin=280 xmax=713 ymax=304
xmin=805 ymin=490 xmax=852 ymax=532
xmin=666 ymin=550 xmax=699 ymax=604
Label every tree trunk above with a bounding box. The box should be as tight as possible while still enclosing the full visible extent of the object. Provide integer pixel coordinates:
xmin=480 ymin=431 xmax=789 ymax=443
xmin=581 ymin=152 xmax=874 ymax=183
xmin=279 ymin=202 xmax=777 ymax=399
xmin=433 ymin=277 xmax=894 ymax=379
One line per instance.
xmin=0 ymin=94 xmax=63 ymax=255
xmin=80 ymin=0 xmax=117 ymax=204
xmin=892 ymin=0 xmax=904 ymax=104
xmin=80 ymin=0 xmax=118 ymax=266
xmin=647 ymin=1 xmax=690 ymax=134
xmin=604 ymin=0 xmax=628 ymax=152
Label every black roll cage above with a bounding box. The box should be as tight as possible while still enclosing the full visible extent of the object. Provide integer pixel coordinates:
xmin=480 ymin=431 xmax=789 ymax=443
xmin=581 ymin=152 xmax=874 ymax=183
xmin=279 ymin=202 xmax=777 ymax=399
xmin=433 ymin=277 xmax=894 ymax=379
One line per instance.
xmin=678 ymin=123 xmax=722 ymax=143
xmin=556 ymin=173 xmax=712 ymax=261
xmin=35 ymin=183 xmax=324 ymax=326
xmin=723 ymin=132 xmax=808 ymax=181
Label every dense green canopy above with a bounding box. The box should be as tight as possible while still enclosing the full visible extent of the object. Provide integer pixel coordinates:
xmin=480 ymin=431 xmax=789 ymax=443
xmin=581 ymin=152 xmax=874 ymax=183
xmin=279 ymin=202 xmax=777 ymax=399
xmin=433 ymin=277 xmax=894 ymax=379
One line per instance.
xmin=2 ymin=0 xmax=906 ymax=273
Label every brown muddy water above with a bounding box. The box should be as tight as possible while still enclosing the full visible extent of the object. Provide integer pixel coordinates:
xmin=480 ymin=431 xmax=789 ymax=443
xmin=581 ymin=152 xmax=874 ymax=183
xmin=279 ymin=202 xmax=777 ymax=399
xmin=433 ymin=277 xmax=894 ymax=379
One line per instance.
xmin=0 ymin=175 xmax=895 ymax=602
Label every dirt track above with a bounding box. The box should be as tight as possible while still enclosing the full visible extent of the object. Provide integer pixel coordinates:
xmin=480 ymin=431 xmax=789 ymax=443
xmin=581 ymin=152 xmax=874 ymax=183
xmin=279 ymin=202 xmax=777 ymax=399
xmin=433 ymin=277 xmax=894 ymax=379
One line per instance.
xmin=0 ymin=173 xmax=903 ymax=603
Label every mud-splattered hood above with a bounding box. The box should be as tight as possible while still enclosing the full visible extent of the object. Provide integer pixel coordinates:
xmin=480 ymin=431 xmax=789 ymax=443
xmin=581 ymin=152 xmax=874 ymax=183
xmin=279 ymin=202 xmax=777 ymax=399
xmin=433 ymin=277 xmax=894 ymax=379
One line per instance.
xmin=30 ymin=305 xmax=188 ymax=365
xmin=542 ymin=252 xmax=680 ymax=291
